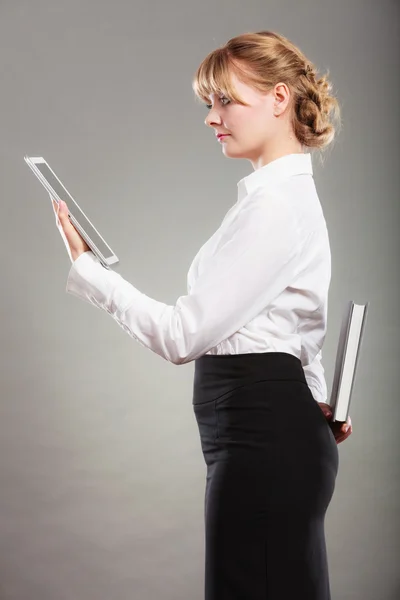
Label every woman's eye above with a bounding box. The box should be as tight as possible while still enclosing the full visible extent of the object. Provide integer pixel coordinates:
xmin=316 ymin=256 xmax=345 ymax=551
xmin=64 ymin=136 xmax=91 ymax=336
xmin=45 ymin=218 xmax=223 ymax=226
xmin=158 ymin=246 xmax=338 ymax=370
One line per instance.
xmin=205 ymin=97 xmax=230 ymax=109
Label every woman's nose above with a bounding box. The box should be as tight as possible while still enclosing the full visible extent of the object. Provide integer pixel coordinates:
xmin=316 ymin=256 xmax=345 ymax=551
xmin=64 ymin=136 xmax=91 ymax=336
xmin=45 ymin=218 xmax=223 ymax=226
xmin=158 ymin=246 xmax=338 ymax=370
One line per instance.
xmin=205 ymin=109 xmax=221 ymax=127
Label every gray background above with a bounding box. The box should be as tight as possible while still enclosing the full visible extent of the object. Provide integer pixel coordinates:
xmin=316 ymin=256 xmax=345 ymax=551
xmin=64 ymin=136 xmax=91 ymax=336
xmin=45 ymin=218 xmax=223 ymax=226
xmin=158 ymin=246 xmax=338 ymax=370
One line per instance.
xmin=1 ymin=0 xmax=399 ymax=599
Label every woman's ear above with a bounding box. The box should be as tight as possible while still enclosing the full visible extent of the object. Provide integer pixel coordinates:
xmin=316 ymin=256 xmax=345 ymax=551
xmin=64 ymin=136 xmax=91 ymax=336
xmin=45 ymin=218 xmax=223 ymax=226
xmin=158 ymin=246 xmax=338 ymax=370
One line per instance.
xmin=273 ymin=82 xmax=291 ymax=116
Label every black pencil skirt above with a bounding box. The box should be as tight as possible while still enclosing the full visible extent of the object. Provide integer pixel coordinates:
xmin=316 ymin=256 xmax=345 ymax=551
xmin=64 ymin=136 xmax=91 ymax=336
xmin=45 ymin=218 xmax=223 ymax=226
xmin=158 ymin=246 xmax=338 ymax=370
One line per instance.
xmin=192 ymin=351 xmax=339 ymax=600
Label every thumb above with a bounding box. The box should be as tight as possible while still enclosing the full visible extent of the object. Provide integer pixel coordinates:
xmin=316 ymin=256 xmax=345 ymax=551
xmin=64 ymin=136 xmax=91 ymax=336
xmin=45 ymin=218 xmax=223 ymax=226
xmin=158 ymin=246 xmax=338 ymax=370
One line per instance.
xmin=58 ymin=199 xmax=68 ymax=217
xmin=58 ymin=200 xmax=73 ymax=228
xmin=318 ymin=402 xmax=332 ymax=418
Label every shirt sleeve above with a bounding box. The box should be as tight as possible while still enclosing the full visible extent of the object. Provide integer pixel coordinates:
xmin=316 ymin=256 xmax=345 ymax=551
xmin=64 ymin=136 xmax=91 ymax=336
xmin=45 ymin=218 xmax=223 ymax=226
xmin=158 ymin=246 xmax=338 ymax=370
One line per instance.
xmin=65 ymin=190 xmax=310 ymax=364
xmin=302 ymin=349 xmax=328 ymax=404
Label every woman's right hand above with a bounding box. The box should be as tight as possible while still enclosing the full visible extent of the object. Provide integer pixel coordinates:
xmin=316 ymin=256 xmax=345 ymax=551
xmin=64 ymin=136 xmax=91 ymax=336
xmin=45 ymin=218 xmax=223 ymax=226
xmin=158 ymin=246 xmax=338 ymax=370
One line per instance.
xmin=317 ymin=402 xmax=353 ymax=444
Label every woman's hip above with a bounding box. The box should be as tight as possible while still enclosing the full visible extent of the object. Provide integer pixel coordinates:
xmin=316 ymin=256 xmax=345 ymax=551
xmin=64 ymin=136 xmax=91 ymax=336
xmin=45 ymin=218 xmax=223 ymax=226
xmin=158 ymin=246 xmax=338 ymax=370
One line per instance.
xmin=192 ymin=352 xmax=339 ymax=491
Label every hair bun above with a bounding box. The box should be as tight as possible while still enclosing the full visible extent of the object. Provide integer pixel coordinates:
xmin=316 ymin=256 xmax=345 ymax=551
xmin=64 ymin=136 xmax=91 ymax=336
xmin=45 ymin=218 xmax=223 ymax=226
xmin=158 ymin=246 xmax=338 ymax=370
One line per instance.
xmin=304 ymin=64 xmax=313 ymax=77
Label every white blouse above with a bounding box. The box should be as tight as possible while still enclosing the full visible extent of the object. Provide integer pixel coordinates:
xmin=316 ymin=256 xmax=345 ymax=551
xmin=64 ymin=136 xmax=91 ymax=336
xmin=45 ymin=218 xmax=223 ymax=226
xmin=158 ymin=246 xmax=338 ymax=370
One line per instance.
xmin=65 ymin=152 xmax=331 ymax=404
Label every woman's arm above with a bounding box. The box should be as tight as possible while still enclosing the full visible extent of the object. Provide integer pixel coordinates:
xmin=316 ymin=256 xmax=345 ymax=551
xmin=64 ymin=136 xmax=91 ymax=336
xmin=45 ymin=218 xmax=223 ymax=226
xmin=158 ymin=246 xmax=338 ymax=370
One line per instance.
xmin=302 ymin=349 xmax=328 ymax=404
xmin=65 ymin=190 xmax=311 ymax=365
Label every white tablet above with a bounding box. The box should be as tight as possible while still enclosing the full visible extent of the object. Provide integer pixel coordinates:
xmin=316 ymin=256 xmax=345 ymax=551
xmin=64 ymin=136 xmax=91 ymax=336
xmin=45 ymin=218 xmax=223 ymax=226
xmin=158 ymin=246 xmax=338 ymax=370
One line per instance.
xmin=24 ymin=156 xmax=119 ymax=270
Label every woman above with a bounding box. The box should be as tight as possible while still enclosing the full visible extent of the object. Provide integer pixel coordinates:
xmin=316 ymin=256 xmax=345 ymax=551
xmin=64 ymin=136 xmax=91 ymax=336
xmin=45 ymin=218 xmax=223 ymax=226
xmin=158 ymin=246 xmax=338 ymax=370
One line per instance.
xmin=53 ymin=30 xmax=352 ymax=600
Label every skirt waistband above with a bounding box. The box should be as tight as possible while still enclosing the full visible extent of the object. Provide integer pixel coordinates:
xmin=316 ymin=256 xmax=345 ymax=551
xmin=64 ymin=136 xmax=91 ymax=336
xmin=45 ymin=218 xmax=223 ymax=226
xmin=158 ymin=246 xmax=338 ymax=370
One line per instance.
xmin=192 ymin=351 xmax=307 ymax=405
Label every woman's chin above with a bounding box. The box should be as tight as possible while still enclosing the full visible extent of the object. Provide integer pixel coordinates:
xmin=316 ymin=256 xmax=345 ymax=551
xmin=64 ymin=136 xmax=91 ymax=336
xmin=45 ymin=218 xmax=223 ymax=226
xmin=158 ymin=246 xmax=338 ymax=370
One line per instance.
xmin=222 ymin=145 xmax=245 ymax=159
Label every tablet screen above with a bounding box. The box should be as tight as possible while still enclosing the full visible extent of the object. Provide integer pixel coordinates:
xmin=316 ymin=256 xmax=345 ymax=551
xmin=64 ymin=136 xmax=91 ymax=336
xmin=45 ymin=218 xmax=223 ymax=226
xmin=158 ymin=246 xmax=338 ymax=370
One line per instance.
xmin=34 ymin=162 xmax=115 ymax=261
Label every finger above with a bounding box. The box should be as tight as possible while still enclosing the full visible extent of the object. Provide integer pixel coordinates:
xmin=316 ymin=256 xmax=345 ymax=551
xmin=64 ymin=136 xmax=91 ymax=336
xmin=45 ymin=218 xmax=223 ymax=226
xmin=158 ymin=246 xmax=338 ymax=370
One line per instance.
xmin=342 ymin=422 xmax=353 ymax=434
xmin=336 ymin=426 xmax=352 ymax=444
xmin=320 ymin=405 xmax=332 ymax=419
xmin=59 ymin=200 xmax=72 ymax=221
xmin=57 ymin=201 xmax=71 ymax=225
xmin=337 ymin=430 xmax=349 ymax=443
xmin=340 ymin=416 xmax=352 ymax=432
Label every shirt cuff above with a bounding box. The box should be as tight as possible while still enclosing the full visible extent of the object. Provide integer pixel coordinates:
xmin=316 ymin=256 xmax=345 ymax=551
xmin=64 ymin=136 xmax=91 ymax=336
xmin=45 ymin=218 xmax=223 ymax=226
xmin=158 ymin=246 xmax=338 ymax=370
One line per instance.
xmin=307 ymin=384 xmax=327 ymax=404
xmin=65 ymin=251 xmax=142 ymax=318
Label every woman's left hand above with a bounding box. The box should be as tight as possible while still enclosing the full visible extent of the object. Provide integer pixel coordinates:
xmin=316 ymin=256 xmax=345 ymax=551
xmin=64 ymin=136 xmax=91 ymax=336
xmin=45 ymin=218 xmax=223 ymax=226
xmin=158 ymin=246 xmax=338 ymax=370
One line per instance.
xmin=317 ymin=402 xmax=353 ymax=444
xmin=52 ymin=198 xmax=90 ymax=263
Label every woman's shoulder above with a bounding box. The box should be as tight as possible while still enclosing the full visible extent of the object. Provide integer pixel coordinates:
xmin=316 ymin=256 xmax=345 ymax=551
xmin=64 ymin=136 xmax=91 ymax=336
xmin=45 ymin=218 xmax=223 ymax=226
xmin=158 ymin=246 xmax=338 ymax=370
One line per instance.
xmin=251 ymin=176 xmax=326 ymax=234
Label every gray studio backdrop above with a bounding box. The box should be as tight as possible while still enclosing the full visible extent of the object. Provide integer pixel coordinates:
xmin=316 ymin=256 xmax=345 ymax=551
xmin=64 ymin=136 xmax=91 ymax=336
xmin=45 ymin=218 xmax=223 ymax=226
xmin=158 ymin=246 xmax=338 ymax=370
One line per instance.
xmin=1 ymin=1 xmax=399 ymax=599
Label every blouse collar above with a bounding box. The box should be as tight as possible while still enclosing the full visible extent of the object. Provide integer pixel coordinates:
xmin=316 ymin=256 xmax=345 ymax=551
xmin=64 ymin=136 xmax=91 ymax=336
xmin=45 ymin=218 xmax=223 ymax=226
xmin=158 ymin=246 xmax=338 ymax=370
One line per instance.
xmin=237 ymin=152 xmax=313 ymax=202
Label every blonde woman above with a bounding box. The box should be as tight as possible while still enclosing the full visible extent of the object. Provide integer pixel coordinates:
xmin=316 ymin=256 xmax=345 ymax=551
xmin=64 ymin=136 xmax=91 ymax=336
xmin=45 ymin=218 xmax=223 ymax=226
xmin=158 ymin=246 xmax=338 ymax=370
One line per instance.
xmin=53 ymin=30 xmax=352 ymax=600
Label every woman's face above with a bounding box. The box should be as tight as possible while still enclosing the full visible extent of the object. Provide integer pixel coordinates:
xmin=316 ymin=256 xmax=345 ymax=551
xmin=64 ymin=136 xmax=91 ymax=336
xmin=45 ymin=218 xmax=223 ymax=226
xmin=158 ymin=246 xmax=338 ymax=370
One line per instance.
xmin=204 ymin=70 xmax=293 ymax=168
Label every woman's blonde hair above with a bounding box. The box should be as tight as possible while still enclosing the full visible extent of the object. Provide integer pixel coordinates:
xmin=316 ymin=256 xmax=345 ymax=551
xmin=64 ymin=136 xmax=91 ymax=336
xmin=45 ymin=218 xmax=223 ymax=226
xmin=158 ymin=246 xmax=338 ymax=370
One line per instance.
xmin=192 ymin=31 xmax=342 ymax=157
